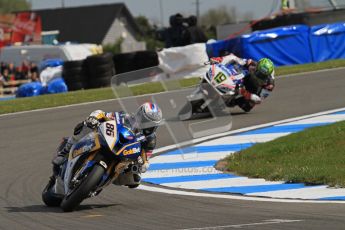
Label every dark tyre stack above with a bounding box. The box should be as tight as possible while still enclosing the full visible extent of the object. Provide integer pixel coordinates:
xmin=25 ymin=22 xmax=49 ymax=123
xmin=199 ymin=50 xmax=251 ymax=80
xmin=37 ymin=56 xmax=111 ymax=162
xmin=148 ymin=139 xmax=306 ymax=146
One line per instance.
xmin=113 ymin=51 xmax=159 ymax=74
xmin=85 ymin=52 xmax=115 ymax=88
xmin=62 ymin=60 xmax=87 ymax=91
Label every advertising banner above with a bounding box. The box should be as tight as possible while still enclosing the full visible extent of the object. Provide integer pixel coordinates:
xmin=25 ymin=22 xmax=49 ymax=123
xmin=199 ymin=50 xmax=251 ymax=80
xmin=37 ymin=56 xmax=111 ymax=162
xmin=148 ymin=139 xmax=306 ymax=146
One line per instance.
xmin=0 ymin=12 xmax=41 ymax=47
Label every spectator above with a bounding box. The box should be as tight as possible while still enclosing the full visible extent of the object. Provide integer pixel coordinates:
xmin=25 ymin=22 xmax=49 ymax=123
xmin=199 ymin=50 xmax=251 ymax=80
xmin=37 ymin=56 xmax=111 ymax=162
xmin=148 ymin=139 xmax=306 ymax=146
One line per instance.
xmin=21 ymin=60 xmax=30 ymax=77
xmin=29 ymin=62 xmax=39 ymax=82
xmin=2 ymin=68 xmax=12 ymax=82
xmin=164 ymin=13 xmax=189 ymax=48
xmin=15 ymin=66 xmax=25 ymax=80
xmin=8 ymin=63 xmax=15 ymax=75
xmin=0 ymin=72 xmax=4 ymax=87
xmin=0 ymin=62 xmax=7 ymax=75
xmin=185 ymin=15 xmax=208 ymax=44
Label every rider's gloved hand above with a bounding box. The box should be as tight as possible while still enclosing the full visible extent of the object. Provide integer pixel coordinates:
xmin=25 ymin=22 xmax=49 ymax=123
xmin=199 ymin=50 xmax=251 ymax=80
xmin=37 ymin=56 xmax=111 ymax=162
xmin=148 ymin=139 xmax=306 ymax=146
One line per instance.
xmin=85 ymin=116 xmax=100 ymax=129
xmin=250 ymin=94 xmax=262 ymax=104
xmin=264 ymin=84 xmax=274 ymax=91
xmin=240 ymin=88 xmax=261 ymax=104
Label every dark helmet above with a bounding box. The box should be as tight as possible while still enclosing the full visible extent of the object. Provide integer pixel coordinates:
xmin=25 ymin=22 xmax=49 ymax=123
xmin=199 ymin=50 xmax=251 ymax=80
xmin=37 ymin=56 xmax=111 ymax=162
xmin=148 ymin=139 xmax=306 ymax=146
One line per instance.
xmin=256 ymin=58 xmax=274 ymax=80
xmin=133 ymin=102 xmax=162 ymax=136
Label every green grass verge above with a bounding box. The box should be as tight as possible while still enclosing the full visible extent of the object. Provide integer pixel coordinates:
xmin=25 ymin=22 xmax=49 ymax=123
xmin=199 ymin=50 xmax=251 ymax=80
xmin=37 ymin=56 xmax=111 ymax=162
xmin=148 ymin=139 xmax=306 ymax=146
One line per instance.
xmin=275 ymin=59 xmax=345 ymax=76
xmin=0 ymin=78 xmax=200 ymax=114
xmin=1 ymin=59 xmax=344 ymax=115
xmin=225 ymin=121 xmax=345 ymax=187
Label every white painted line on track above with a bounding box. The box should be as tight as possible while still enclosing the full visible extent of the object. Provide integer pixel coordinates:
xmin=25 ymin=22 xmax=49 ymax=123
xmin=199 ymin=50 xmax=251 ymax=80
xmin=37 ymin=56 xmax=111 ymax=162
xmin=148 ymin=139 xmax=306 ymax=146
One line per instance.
xmin=143 ymin=167 xmax=219 ymax=178
xmin=194 ymin=133 xmax=289 ymax=146
xmin=139 ymin=184 xmax=345 ymax=203
xmin=178 ymin=219 xmax=304 ymax=230
xmin=275 ymin=114 xmax=345 ymax=126
xmin=250 ymin=186 xmax=345 ymax=200
xmin=149 ymin=151 xmax=233 ymax=164
xmin=160 ymin=177 xmax=282 ymax=189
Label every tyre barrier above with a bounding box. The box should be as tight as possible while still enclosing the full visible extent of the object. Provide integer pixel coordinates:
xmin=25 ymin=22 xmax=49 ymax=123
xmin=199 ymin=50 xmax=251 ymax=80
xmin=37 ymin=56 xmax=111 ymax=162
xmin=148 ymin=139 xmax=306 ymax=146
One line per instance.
xmin=62 ymin=60 xmax=87 ymax=91
xmin=113 ymin=51 xmax=159 ymax=74
xmin=63 ymin=51 xmax=159 ymax=90
xmin=84 ymin=52 xmax=116 ymax=89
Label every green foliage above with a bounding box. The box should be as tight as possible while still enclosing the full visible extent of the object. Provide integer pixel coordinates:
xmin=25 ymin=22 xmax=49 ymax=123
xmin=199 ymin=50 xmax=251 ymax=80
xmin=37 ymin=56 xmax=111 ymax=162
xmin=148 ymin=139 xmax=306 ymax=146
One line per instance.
xmin=102 ymin=37 xmax=123 ymax=54
xmin=200 ymin=5 xmax=236 ymax=28
xmin=199 ymin=5 xmax=236 ymax=39
xmin=135 ymin=15 xmax=164 ymax=51
xmin=0 ymin=0 xmax=30 ymax=13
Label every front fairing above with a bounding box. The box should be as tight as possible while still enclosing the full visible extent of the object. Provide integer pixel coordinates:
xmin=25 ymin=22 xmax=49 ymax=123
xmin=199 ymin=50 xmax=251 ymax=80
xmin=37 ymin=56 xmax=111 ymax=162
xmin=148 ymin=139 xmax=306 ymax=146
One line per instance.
xmin=70 ymin=132 xmax=101 ymax=159
xmin=204 ymin=63 xmax=243 ymax=96
xmin=98 ymin=118 xmax=142 ymax=160
xmin=114 ymin=125 xmax=142 ymax=160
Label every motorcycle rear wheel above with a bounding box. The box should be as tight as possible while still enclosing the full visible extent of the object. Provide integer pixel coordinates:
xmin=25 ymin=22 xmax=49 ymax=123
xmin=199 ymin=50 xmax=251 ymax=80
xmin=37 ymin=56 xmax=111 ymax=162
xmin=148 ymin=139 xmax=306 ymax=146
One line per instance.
xmin=60 ymin=164 xmax=105 ymax=212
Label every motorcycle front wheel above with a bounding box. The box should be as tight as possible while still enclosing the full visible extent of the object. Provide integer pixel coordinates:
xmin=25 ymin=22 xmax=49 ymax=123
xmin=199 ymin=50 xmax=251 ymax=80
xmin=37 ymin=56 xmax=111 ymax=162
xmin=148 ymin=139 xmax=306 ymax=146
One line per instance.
xmin=60 ymin=164 xmax=105 ymax=212
xmin=42 ymin=176 xmax=63 ymax=207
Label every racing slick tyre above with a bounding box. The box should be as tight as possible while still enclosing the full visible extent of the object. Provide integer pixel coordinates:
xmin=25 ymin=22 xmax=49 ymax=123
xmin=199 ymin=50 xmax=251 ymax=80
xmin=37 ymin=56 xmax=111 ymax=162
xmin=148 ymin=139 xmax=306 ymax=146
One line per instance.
xmin=87 ymin=74 xmax=112 ymax=88
xmin=60 ymin=164 xmax=105 ymax=212
xmin=86 ymin=53 xmax=113 ymax=66
xmin=87 ymin=64 xmax=115 ymax=78
xmin=66 ymin=80 xmax=85 ymax=91
xmin=63 ymin=60 xmax=84 ymax=69
xmin=42 ymin=176 xmax=63 ymax=207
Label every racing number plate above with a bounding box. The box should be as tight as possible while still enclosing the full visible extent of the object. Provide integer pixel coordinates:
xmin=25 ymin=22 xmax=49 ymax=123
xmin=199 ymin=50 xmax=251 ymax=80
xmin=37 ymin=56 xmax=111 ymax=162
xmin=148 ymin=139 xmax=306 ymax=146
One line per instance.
xmin=214 ymin=72 xmax=227 ymax=84
xmin=102 ymin=120 xmax=117 ymax=150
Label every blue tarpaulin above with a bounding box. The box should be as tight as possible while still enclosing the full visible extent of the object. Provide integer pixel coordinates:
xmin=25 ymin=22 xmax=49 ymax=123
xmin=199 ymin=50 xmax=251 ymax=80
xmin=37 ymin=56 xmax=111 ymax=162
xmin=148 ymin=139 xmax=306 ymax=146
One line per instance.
xmin=45 ymin=78 xmax=68 ymax=94
xmin=206 ymin=38 xmax=241 ymax=57
xmin=16 ymin=82 xmax=43 ymax=97
xmin=310 ymin=22 xmax=345 ymax=62
xmin=16 ymin=78 xmax=67 ymax=97
xmin=240 ymin=25 xmax=312 ymax=66
xmin=39 ymin=58 xmax=64 ymax=71
xmin=207 ymin=25 xmax=313 ymax=66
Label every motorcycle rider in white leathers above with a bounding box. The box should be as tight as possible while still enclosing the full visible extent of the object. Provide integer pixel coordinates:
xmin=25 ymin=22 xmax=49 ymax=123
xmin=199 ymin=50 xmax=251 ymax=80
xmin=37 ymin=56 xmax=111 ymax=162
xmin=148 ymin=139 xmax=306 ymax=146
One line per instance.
xmin=52 ymin=102 xmax=162 ymax=187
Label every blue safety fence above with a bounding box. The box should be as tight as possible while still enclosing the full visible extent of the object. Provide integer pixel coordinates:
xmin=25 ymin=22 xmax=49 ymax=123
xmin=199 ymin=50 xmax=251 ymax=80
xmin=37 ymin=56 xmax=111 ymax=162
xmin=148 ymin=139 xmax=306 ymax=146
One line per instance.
xmin=207 ymin=22 xmax=345 ymax=66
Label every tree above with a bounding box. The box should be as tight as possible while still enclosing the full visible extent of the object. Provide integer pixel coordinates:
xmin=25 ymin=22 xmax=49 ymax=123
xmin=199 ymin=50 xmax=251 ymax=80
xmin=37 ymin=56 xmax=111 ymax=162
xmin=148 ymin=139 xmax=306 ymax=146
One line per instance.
xmin=200 ymin=5 xmax=237 ymax=28
xmin=0 ymin=0 xmax=31 ymax=13
xmin=135 ymin=15 xmax=164 ymax=51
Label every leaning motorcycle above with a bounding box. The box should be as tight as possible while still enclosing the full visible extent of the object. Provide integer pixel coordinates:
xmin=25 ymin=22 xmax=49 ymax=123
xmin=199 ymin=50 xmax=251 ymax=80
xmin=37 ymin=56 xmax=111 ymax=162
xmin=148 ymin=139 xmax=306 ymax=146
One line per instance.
xmin=179 ymin=62 xmax=249 ymax=121
xmin=42 ymin=112 xmax=144 ymax=212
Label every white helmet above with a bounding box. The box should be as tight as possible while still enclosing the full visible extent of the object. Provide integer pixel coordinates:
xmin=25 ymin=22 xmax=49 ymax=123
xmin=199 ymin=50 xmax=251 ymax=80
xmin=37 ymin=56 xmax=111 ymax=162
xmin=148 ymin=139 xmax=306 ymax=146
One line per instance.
xmin=134 ymin=102 xmax=162 ymax=135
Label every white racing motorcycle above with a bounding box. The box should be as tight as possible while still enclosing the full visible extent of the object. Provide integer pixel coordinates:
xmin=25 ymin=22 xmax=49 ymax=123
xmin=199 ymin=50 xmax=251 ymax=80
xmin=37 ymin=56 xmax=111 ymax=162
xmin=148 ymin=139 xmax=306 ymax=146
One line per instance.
xmin=179 ymin=62 xmax=251 ymax=120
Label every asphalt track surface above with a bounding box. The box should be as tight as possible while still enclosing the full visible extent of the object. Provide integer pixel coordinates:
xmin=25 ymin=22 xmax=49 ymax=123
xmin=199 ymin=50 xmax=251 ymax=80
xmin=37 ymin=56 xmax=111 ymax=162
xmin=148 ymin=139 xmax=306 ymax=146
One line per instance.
xmin=1 ymin=68 xmax=345 ymax=229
